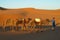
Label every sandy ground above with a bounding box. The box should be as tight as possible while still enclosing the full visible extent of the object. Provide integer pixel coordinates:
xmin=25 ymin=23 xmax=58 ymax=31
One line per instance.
xmin=0 ymin=27 xmax=60 ymax=40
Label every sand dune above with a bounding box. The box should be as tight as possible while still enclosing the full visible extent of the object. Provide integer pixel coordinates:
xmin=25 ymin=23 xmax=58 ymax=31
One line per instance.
xmin=0 ymin=8 xmax=60 ymax=26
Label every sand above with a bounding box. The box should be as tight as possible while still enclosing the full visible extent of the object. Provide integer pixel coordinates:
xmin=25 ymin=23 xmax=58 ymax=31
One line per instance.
xmin=0 ymin=27 xmax=60 ymax=40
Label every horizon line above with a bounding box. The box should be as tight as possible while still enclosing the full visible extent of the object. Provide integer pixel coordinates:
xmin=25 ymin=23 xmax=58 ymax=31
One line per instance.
xmin=0 ymin=7 xmax=60 ymax=10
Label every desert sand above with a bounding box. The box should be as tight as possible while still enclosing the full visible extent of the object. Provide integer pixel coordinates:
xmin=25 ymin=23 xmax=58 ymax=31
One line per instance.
xmin=0 ymin=27 xmax=60 ymax=40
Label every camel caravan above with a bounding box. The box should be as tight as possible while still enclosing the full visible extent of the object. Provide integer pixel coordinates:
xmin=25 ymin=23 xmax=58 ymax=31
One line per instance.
xmin=0 ymin=8 xmax=58 ymax=32
xmin=0 ymin=13 xmax=52 ymax=32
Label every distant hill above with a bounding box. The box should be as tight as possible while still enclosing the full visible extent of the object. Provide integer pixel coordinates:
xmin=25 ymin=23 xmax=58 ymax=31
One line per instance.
xmin=0 ymin=7 xmax=8 ymax=10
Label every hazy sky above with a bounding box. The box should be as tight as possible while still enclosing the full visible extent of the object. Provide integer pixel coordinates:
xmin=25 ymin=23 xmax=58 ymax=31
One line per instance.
xmin=0 ymin=0 xmax=60 ymax=10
